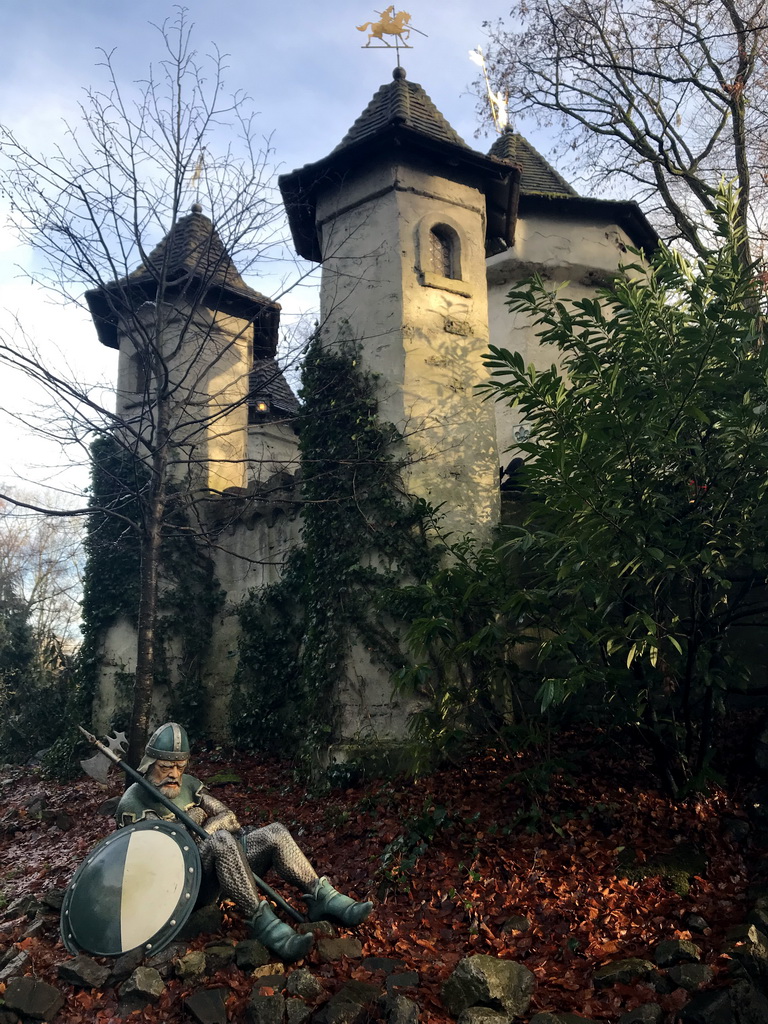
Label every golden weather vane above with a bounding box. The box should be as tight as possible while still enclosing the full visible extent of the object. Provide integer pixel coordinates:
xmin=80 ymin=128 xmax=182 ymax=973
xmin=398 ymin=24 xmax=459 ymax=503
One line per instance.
xmin=357 ymin=7 xmax=427 ymax=65
xmin=469 ymin=45 xmax=509 ymax=134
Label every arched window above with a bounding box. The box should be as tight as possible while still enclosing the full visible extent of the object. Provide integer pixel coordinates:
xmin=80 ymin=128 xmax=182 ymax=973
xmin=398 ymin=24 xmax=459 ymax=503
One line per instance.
xmin=429 ymin=226 xmax=457 ymax=279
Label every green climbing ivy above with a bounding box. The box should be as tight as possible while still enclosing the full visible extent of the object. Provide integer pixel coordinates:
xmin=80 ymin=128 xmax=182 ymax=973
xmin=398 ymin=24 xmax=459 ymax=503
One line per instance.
xmin=44 ymin=434 xmax=222 ymax=777
xmin=232 ymin=336 xmax=438 ymax=763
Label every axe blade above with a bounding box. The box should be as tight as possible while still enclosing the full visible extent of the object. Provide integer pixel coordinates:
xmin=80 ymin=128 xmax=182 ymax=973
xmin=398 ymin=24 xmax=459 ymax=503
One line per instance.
xmin=80 ymin=750 xmax=112 ymax=785
xmin=80 ymin=730 xmax=128 ymax=786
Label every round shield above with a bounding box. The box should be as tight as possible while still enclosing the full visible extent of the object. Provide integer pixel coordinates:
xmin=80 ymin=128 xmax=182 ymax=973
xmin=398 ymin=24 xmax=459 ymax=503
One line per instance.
xmin=60 ymin=819 xmax=202 ymax=957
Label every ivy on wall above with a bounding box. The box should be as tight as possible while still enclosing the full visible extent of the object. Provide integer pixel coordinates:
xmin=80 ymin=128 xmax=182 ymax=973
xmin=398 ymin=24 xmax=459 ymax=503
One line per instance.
xmin=232 ymin=336 xmax=438 ymax=762
xmin=45 ymin=435 xmax=221 ymax=775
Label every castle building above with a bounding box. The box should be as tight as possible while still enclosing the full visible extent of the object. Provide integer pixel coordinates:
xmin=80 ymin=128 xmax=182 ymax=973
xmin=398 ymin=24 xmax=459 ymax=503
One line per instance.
xmin=86 ymin=69 xmax=656 ymax=746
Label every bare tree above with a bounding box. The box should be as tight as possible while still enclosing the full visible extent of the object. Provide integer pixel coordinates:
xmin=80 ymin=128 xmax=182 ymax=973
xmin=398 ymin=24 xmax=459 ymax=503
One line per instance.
xmin=0 ymin=10 xmax=305 ymax=766
xmin=0 ymin=489 xmax=84 ymax=654
xmin=482 ymin=0 xmax=768 ymax=261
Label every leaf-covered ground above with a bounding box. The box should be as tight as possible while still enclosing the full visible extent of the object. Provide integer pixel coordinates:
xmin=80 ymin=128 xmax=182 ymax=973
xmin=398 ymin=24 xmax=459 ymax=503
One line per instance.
xmin=0 ymin=729 xmax=762 ymax=1023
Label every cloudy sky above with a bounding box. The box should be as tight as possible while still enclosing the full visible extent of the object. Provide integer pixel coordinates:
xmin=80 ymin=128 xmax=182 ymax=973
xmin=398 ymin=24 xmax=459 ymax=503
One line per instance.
xmin=0 ymin=0 xmax=528 ymax=496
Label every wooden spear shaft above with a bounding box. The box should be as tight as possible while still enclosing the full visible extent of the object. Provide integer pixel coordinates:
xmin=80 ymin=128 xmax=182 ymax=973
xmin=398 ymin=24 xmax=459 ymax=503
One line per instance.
xmin=78 ymin=726 xmax=306 ymax=923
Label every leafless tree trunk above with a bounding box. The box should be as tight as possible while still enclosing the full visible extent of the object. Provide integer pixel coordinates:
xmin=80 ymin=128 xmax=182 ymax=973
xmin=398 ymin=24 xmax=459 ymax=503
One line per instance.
xmin=0 ymin=11 xmax=306 ymax=765
xmin=482 ymin=0 xmax=768 ymax=260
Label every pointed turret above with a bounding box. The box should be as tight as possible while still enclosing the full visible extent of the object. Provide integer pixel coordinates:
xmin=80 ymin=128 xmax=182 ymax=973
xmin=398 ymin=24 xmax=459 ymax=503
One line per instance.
xmin=489 ymin=128 xmax=578 ymax=197
xmin=85 ymin=205 xmax=280 ymax=357
xmin=279 ymin=68 xmax=519 ymax=262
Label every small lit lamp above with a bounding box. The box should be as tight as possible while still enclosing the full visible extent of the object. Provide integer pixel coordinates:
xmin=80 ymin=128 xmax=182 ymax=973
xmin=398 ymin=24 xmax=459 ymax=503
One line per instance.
xmin=253 ymin=396 xmax=269 ymax=415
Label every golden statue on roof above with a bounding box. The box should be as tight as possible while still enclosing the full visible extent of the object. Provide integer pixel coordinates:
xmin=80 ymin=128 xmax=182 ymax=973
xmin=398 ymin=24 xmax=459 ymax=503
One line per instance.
xmin=357 ymin=7 xmax=414 ymax=47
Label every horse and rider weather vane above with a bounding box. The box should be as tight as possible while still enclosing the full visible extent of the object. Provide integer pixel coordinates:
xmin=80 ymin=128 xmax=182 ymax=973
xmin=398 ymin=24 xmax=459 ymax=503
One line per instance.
xmin=357 ymin=7 xmax=427 ymax=66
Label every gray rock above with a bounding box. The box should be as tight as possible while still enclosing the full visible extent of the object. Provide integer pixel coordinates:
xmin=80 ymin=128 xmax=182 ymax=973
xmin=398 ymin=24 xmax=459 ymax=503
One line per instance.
xmin=442 ymin=955 xmax=535 ymax=1018
xmin=728 ymin=925 xmax=768 ymax=989
xmin=678 ymin=988 xmax=732 ymax=1023
xmin=746 ymin=906 xmax=768 ymax=938
xmin=654 ymin=939 xmax=701 ymax=966
xmin=175 ymin=949 xmax=207 ymax=982
xmin=647 ymin=969 xmax=675 ymax=995
xmin=313 ymin=980 xmax=381 ymax=1024
xmin=684 ymin=914 xmax=710 ymax=934
xmin=729 ymin=978 xmax=768 ymax=1024
xmin=501 ymin=916 xmax=531 ymax=933
xmin=286 ymin=967 xmax=324 ymax=999
xmin=236 ymin=939 xmax=271 ymax=971
xmin=246 ymin=992 xmax=286 ymax=1024
xmin=3 ymin=977 xmax=65 ymax=1021
xmin=529 ymin=1015 xmax=600 ymax=1023
xmin=286 ymin=998 xmax=313 ymax=1024
xmin=723 ymin=816 xmax=750 ymax=843
xmin=386 ymin=971 xmax=419 ymax=995
xmin=316 ymin=936 xmax=363 ymax=963
xmin=22 ymin=917 xmax=46 ymax=940
xmin=56 ymin=953 xmax=111 ymax=988
xmin=296 ymin=919 xmax=335 ymax=937
xmin=145 ymin=941 xmax=186 ymax=978
xmin=106 ymin=947 xmax=144 ymax=987
xmin=383 ymin=993 xmax=420 ymax=1024
xmin=618 ymin=1003 xmax=663 ymax=1023
xmin=667 ymin=963 xmax=714 ymax=990
xmin=204 ymin=941 xmax=236 ymax=972
xmin=457 ymin=1009 xmax=509 ymax=1024
xmin=119 ymin=966 xmax=165 ymax=1008
xmin=96 ymin=795 xmax=120 ymax=816
xmin=40 ymin=888 xmax=65 ymax=912
xmin=362 ymin=957 xmax=408 ymax=974
xmin=185 ymin=987 xmax=228 ymax=1024
xmin=179 ymin=903 xmax=223 ymax=940
xmin=0 ymin=951 xmax=30 ymax=982
xmin=593 ymin=959 xmax=656 ymax=987
xmin=0 ymin=1008 xmax=19 ymax=1024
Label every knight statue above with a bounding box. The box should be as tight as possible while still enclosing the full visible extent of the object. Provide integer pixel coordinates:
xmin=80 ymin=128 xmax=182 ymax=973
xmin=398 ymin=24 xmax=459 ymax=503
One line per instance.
xmin=115 ymin=723 xmax=373 ymax=962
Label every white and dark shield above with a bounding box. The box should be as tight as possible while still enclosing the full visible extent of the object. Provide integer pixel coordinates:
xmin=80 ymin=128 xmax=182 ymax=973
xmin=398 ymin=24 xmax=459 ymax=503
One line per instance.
xmin=60 ymin=819 xmax=202 ymax=956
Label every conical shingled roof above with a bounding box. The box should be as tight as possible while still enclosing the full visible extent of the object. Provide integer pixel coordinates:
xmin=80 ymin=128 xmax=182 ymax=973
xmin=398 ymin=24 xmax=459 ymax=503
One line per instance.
xmin=279 ymin=68 xmax=518 ymax=263
xmin=332 ymin=66 xmax=470 ymax=153
xmin=489 ymin=129 xmax=577 ymax=197
xmin=86 ymin=205 xmax=280 ymax=350
xmin=250 ymin=359 xmax=299 ymax=418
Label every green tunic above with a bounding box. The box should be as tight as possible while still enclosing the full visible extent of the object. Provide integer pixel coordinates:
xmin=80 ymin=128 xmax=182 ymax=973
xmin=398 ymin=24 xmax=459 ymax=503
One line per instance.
xmin=115 ymin=774 xmax=205 ymax=826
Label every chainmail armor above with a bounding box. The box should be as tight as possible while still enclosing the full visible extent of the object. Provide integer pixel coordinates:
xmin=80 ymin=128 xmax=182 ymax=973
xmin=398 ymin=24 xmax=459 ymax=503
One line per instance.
xmin=242 ymin=822 xmax=318 ymax=891
xmin=199 ymin=831 xmax=262 ymax=916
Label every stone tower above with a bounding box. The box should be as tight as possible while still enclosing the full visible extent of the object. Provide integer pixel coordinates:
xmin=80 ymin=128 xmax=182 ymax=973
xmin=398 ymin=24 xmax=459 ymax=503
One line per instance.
xmin=86 ymin=204 xmax=282 ymax=496
xmin=280 ymin=67 xmax=520 ymax=543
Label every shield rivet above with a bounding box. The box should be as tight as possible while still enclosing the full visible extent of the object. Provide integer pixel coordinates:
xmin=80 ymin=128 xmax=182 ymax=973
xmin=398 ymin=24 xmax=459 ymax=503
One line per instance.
xmin=170 ymin=919 xmax=176 ymax=925
xmin=183 ymin=846 xmax=189 ymax=851
xmin=153 ymin=826 xmax=159 ymax=830
xmin=185 ymin=893 xmax=191 ymax=899
xmin=188 ymin=867 xmax=194 ymax=873
xmin=146 ymin=943 xmax=152 ymax=950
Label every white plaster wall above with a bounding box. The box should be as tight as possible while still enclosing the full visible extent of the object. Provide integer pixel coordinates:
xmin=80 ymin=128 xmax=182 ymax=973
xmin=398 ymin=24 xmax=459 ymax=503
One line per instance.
xmin=246 ymin=422 xmax=301 ymax=485
xmin=487 ymin=213 xmax=637 ymax=459
xmin=115 ymin=302 xmax=251 ymax=493
xmin=204 ymin=510 xmax=302 ymax=736
xmin=93 ymin=509 xmax=302 ymax=740
xmin=317 ymin=160 xmax=500 ymax=543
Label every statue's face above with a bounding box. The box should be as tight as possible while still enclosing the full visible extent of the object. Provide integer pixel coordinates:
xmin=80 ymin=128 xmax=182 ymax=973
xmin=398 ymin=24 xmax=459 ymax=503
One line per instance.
xmin=147 ymin=758 xmax=188 ymax=796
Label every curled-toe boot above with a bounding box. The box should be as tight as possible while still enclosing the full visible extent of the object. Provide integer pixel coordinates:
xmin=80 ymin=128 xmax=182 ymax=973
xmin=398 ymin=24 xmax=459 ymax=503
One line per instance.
xmin=305 ymin=876 xmax=373 ymax=927
xmin=248 ymin=902 xmax=314 ymax=962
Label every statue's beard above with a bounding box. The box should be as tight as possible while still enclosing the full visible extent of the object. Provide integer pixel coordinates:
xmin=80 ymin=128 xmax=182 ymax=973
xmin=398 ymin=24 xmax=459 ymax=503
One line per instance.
xmin=149 ymin=777 xmax=181 ymax=795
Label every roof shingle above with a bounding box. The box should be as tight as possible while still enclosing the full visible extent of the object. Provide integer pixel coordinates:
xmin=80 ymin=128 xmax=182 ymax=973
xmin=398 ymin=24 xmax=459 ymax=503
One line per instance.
xmin=489 ymin=129 xmax=577 ymax=197
xmin=332 ymin=66 xmax=470 ymax=153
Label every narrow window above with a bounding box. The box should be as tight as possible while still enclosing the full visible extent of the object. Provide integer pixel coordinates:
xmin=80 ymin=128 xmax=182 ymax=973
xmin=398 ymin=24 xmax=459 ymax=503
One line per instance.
xmin=429 ymin=226 xmax=456 ymax=279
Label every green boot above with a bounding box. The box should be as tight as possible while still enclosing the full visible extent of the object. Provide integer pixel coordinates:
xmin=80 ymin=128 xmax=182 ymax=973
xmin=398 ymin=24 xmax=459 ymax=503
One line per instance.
xmin=305 ymin=877 xmax=373 ymax=927
xmin=248 ymin=902 xmax=314 ymax=963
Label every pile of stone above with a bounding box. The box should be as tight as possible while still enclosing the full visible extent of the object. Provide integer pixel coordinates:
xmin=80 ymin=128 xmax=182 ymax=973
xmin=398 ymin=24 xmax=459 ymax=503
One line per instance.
xmin=4 ymin=889 xmax=768 ymax=1022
